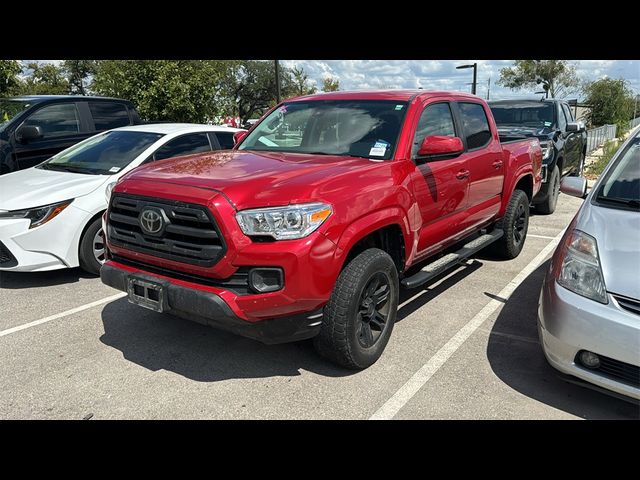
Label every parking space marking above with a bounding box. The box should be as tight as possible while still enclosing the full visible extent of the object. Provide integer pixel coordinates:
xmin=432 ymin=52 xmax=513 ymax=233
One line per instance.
xmin=527 ymin=234 xmax=557 ymax=240
xmin=0 ymin=292 xmax=126 ymax=338
xmin=369 ymin=230 xmax=564 ymax=420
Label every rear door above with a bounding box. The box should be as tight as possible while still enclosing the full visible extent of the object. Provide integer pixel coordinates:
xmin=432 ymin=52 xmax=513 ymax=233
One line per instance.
xmin=12 ymin=102 xmax=91 ymax=170
xmin=410 ymin=98 xmax=469 ymax=257
xmin=454 ymin=100 xmax=504 ymax=233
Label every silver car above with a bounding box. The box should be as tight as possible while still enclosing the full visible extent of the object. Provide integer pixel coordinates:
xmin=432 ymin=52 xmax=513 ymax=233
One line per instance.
xmin=538 ymin=128 xmax=640 ymax=402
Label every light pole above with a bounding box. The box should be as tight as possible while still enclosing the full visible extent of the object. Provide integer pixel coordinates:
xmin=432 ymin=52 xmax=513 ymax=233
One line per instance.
xmin=456 ymin=62 xmax=477 ymax=95
xmin=274 ymin=60 xmax=281 ymax=103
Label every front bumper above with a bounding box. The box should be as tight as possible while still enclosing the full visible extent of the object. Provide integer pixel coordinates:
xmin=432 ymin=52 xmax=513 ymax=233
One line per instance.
xmin=537 ymin=272 xmax=640 ymax=401
xmin=0 ymin=205 xmax=89 ymax=272
xmin=101 ymin=263 xmax=324 ymax=344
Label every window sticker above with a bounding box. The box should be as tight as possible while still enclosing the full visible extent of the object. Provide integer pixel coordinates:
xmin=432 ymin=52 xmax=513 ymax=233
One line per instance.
xmin=544 ymin=121 xmax=552 ymax=127
xmin=109 ymin=167 xmax=121 ymax=173
xmin=369 ymin=139 xmax=390 ymax=157
xmin=395 ymin=105 xmax=404 ymax=110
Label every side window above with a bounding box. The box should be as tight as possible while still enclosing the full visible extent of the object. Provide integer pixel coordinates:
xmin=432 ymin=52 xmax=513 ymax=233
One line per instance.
xmin=412 ymin=102 xmax=456 ymax=157
xmin=557 ymin=103 xmax=567 ymax=130
xmin=23 ymin=103 xmax=80 ymax=137
xmin=458 ymin=102 xmax=492 ymax=150
xmin=215 ymin=132 xmax=236 ymax=150
xmin=562 ymin=104 xmax=574 ymax=123
xmin=154 ymin=133 xmax=212 ymax=161
xmin=89 ymin=102 xmax=130 ymax=130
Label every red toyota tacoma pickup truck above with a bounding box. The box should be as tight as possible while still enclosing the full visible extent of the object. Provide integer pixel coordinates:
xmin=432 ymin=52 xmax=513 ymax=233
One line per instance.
xmin=101 ymin=90 xmax=541 ymax=368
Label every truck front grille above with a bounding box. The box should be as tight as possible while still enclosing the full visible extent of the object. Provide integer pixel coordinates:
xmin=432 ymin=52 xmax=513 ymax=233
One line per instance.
xmin=107 ymin=194 xmax=226 ymax=267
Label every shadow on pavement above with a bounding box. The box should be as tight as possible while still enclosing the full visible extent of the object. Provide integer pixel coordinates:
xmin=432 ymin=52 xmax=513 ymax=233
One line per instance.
xmin=100 ymin=297 xmax=354 ymax=382
xmin=0 ymin=268 xmax=93 ymax=289
xmin=486 ymin=260 xmax=639 ymax=419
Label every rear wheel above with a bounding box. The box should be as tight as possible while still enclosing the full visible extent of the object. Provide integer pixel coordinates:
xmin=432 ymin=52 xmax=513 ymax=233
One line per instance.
xmin=490 ymin=189 xmax=529 ymax=259
xmin=313 ymin=248 xmax=399 ymax=369
xmin=536 ymin=165 xmax=559 ymax=215
xmin=79 ymin=218 xmax=105 ymax=275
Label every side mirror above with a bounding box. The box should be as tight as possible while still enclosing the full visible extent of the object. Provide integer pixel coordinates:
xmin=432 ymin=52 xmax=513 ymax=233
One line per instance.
xmin=566 ymin=122 xmax=582 ymax=133
xmin=233 ymin=130 xmax=248 ymax=146
xmin=16 ymin=125 xmax=43 ymax=143
xmin=417 ymin=136 xmax=464 ymax=158
xmin=560 ymin=176 xmax=587 ymax=198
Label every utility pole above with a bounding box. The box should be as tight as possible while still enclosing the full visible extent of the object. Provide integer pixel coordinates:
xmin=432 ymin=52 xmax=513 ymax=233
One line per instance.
xmin=275 ymin=60 xmax=281 ymax=103
xmin=487 ymin=77 xmax=491 ymax=100
xmin=456 ymin=62 xmax=477 ymax=95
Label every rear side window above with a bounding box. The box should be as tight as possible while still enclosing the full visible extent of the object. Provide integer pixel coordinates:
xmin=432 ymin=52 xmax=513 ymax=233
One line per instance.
xmin=215 ymin=132 xmax=235 ymax=150
xmin=89 ymin=102 xmax=130 ymax=130
xmin=412 ymin=103 xmax=456 ymax=157
xmin=154 ymin=133 xmax=212 ymax=160
xmin=458 ymin=102 xmax=492 ymax=150
xmin=24 ymin=103 xmax=80 ymax=137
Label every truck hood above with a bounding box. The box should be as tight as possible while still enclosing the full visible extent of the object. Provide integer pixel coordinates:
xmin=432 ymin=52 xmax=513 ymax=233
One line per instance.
xmin=0 ymin=166 xmax=109 ymax=211
xmin=497 ymin=125 xmax=553 ymax=140
xmin=576 ymin=201 xmax=640 ymax=300
xmin=123 ymin=150 xmax=379 ymax=209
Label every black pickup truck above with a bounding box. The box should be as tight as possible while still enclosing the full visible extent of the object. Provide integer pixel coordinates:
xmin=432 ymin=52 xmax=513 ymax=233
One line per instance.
xmin=0 ymin=95 xmax=141 ymax=175
xmin=489 ymin=99 xmax=587 ymax=214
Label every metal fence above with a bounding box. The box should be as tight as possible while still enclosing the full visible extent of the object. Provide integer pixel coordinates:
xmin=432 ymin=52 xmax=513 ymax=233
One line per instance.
xmin=586 ymin=124 xmax=617 ymax=154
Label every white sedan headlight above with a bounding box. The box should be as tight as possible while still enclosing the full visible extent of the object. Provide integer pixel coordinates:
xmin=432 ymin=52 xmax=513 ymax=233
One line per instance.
xmin=0 ymin=200 xmax=73 ymax=229
xmin=236 ymin=203 xmax=332 ymax=240
xmin=556 ymin=229 xmax=608 ymax=304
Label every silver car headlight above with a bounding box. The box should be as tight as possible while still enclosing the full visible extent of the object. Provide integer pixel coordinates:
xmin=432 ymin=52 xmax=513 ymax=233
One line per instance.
xmin=556 ymin=229 xmax=608 ymax=304
xmin=0 ymin=199 xmax=73 ymax=229
xmin=105 ymin=181 xmax=117 ymax=203
xmin=540 ymin=141 xmax=554 ymax=160
xmin=236 ymin=203 xmax=332 ymax=240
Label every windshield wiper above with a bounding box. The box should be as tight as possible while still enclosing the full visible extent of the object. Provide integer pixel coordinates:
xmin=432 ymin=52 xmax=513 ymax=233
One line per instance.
xmin=596 ymin=195 xmax=640 ymax=209
xmin=38 ymin=163 xmax=99 ymax=175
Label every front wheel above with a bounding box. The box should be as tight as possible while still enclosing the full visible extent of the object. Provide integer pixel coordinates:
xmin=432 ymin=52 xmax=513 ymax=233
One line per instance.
xmin=313 ymin=248 xmax=399 ymax=369
xmin=490 ymin=189 xmax=530 ymax=260
xmin=79 ymin=218 xmax=105 ymax=275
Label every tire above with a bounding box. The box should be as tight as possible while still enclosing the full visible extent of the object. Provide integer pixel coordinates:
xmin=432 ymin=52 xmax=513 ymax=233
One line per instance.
xmin=79 ymin=217 xmax=105 ymax=275
xmin=313 ymin=248 xmax=399 ymax=369
xmin=490 ymin=189 xmax=530 ymax=260
xmin=536 ymin=165 xmax=560 ymax=215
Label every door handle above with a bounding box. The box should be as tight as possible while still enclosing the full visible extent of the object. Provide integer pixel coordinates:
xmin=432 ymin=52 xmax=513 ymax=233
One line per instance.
xmin=456 ymin=169 xmax=470 ymax=180
xmin=492 ymin=160 xmax=503 ymax=169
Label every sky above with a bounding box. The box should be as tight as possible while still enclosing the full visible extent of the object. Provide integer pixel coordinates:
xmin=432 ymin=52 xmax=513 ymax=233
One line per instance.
xmin=33 ymin=60 xmax=639 ymax=100
xmin=280 ymin=60 xmax=640 ymax=100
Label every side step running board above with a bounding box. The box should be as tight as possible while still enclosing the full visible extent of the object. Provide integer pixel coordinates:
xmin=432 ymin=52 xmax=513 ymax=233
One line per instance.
xmin=401 ymin=229 xmax=504 ymax=289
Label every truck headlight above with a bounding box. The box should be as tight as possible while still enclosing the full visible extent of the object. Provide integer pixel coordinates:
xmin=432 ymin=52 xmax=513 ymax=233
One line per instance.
xmin=540 ymin=141 xmax=554 ymax=160
xmin=0 ymin=199 xmax=73 ymax=229
xmin=236 ymin=203 xmax=332 ymax=240
xmin=556 ymin=229 xmax=608 ymax=304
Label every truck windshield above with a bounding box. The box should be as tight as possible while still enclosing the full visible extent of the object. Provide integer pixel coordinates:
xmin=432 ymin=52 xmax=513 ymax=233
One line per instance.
xmin=594 ymin=135 xmax=640 ymax=211
xmin=37 ymin=130 xmax=164 ymax=175
xmin=0 ymin=100 xmax=30 ymax=131
xmin=490 ymin=103 xmax=555 ymax=128
xmin=238 ymin=100 xmax=408 ymax=160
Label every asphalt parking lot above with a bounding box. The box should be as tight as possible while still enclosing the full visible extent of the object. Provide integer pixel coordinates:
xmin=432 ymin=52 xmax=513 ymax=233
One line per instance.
xmin=1 ymin=193 xmax=638 ymax=420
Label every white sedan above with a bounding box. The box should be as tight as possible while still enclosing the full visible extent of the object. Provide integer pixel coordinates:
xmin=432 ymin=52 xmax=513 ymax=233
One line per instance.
xmin=0 ymin=123 xmax=245 ymax=274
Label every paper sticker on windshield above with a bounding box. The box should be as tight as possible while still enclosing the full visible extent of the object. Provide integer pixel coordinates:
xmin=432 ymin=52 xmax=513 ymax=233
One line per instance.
xmin=109 ymin=167 xmax=121 ymax=173
xmin=544 ymin=121 xmax=552 ymax=127
xmin=258 ymin=136 xmax=278 ymax=146
xmin=395 ymin=105 xmax=404 ymax=110
xmin=370 ymin=140 xmax=389 ymax=157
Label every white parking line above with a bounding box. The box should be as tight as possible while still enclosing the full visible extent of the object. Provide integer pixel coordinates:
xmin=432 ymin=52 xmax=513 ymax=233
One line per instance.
xmin=527 ymin=234 xmax=557 ymax=240
xmin=369 ymin=230 xmax=565 ymax=420
xmin=0 ymin=292 xmax=127 ymax=338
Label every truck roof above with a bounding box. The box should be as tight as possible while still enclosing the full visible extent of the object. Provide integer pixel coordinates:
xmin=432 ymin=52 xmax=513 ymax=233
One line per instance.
xmin=287 ymin=89 xmax=482 ymax=103
xmin=6 ymin=95 xmax=133 ymax=103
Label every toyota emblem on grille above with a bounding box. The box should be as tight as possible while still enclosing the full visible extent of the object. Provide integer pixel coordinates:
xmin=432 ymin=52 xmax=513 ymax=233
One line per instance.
xmin=139 ymin=208 xmax=164 ymax=235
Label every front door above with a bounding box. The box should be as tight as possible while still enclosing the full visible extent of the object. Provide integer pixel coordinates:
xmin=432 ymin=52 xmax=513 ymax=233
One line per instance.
xmin=410 ymin=100 xmax=469 ymax=258
xmin=13 ymin=102 xmax=89 ymax=171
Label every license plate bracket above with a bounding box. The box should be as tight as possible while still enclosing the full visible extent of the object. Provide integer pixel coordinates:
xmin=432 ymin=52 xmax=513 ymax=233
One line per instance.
xmin=127 ymin=276 xmax=166 ymax=312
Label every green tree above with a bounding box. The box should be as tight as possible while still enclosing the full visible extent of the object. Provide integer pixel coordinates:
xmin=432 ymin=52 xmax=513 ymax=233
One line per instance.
xmin=62 ymin=60 xmax=97 ymax=95
xmin=287 ymin=66 xmax=317 ymax=96
xmin=322 ymin=77 xmax=340 ymax=92
xmin=92 ymin=60 xmax=227 ymax=122
xmin=498 ymin=60 xmax=579 ymax=98
xmin=583 ymin=78 xmax=634 ymax=134
xmin=0 ymin=60 xmax=22 ymax=96
xmin=20 ymin=62 xmax=69 ymax=95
